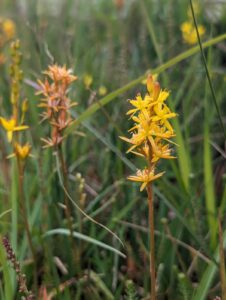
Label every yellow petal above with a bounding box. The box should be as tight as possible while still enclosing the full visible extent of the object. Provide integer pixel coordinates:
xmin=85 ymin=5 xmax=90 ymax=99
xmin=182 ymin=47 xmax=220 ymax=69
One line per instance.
xmin=7 ymin=131 xmax=13 ymax=142
xmin=13 ymin=125 xmax=29 ymax=131
xmin=140 ymin=182 xmax=147 ymax=191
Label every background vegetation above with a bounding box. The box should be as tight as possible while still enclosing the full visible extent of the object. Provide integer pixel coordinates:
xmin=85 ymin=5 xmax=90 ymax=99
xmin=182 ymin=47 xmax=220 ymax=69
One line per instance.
xmin=0 ymin=0 xmax=226 ymax=299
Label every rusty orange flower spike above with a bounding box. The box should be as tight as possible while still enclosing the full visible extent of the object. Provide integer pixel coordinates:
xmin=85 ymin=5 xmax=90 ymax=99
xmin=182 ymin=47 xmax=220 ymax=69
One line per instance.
xmin=37 ymin=64 xmax=78 ymax=148
xmin=120 ymin=75 xmax=177 ymax=300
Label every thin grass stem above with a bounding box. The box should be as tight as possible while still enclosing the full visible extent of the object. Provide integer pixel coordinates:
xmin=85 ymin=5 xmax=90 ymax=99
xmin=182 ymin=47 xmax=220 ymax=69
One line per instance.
xmin=147 ymin=183 xmax=156 ymax=300
xmin=16 ymin=158 xmax=38 ymax=293
xmin=189 ymin=0 xmax=226 ymax=140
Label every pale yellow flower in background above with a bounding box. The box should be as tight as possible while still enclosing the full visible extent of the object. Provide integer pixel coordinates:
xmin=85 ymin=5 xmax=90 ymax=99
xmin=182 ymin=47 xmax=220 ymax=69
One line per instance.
xmin=2 ymin=19 xmax=16 ymax=40
xmin=83 ymin=74 xmax=93 ymax=89
xmin=180 ymin=21 xmax=205 ymax=45
xmin=0 ymin=117 xmax=28 ymax=142
xmin=187 ymin=2 xmax=200 ymax=19
xmin=98 ymin=85 xmax=107 ymax=96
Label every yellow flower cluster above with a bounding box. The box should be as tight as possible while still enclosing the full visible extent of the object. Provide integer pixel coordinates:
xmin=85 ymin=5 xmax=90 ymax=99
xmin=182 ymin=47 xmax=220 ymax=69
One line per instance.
xmin=180 ymin=3 xmax=205 ymax=45
xmin=0 ymin=18 xmax=16 ymax=65
xmin=181 ymin=21 xmax=205 ymax=45
xmin=0 ymin=40 xmax=31 ymax=160
xmin=120 ymin=75 xmax=176 ymax=191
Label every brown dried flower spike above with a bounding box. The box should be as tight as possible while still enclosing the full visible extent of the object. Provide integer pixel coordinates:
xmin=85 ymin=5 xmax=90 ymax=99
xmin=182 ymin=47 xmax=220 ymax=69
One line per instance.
xmin=37 ymin=64 xmax=78 ymax=148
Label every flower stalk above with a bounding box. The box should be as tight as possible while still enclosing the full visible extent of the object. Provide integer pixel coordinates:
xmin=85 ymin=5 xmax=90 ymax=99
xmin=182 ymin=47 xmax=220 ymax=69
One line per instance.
xmin=0 ymin=40 xmax=37 ymax=290
xmin=37 ymin=64 xmax=79 ymax=271
xmin=120 ymin=75 xmax=177 ymax=299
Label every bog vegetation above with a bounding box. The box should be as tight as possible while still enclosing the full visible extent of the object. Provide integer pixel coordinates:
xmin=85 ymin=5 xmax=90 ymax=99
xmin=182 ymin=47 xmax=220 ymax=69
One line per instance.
xmin=0 ymin=0 xmax=226 ymax=299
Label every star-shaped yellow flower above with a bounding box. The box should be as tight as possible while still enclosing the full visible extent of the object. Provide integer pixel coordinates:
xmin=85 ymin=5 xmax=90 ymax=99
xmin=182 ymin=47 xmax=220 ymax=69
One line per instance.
xmin=128 ymin=168 xmax=165 ymax=191
xmin=8 ymin=143 xmax=32 ymax=160
xmin=127 ymin=94 xmax=151 ymax=116
xmin=0 ymin=117 xmax=29 ymax=142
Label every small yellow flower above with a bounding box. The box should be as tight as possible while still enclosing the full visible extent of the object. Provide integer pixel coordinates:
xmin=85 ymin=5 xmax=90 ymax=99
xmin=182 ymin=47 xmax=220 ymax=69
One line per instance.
xmin=83 ymin=74 xmax=93 ymax=89
xmin=8 ymin=143 xmax=31 ymax=160
xmin=127 ymin=94 xmax=150 ymax=116
xmin=98 ymin=85 xmax=107 ymax=96
xmin=149 ymin=138 xmax=175 ymax=162
xmin=187 ymin=2 xmax=200 ymax=19
xmin=180 ymin=21 xmax=205 ymax=45
xmin=2 ymin=19 xmax=16 ymax=40
xmin=0 ymin=117 xmax=28 ymax=142
xmin=128 ymin=168 xmax=165 ymax=191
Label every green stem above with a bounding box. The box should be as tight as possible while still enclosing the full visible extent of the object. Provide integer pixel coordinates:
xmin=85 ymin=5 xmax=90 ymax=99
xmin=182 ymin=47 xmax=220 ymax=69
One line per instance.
xmin=218 ymin=212 xmax=226 ymax=300
xmin=17 ymin=158 xmax=38 ymax=293
xmin=57 ymin=145 xmax=80 ymax=272
xmin=147 ymin=183 xmax=156 ymax=300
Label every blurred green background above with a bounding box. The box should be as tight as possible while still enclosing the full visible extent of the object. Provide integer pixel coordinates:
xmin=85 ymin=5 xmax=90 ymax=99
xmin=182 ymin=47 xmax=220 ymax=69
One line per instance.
xmin=0 ymin=0 xmax=226 ymax=299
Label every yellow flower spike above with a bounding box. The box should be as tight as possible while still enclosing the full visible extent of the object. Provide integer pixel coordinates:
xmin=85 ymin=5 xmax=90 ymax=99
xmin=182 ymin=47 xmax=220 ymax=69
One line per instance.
xmin=0 ymin=117 xmax=29 ymax=142
xmin=120 ymin=74 xmax=177 ymax=190
xmin=128 ymin=168 xmax=165 ymax=191
xmin=120 ymin=74 xmax=176 ymax=300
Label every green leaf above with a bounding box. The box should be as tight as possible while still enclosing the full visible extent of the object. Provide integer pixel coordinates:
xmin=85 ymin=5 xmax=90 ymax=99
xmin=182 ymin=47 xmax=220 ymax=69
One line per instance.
xmin=43 ymin=228 xmax=126 ymax=258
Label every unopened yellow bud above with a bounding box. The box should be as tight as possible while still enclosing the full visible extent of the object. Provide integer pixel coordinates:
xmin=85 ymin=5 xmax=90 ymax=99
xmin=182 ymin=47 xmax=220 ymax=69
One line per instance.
xmin=153 ymin=82 xmax=160 ymax=101
xmin=22 ymin=99 xmax=28 ymax=113
xmin=147 ymin=75 xmax=154 ymax=94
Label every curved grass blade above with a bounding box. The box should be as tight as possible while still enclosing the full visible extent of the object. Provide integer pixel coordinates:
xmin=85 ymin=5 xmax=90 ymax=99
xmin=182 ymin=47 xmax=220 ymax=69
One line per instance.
xmin=43 ymin=228 xmax=126 ymax=258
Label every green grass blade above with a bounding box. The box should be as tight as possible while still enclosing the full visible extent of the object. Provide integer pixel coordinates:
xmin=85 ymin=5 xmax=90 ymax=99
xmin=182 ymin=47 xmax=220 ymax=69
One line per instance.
xmin=89 ymin=271 xmax=114 ymax=300
xmin=43 ymin=228 xmax=126 ymax=258
xmin=192 ymin=230 xmax=226 ymax=300
xmin=204 ymin=126 xmax=216 ymax=248
xmin=0 ymin=241 xmax=13 ymax=300
xmin=173 ymin=118 xmax=191 ymax=191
